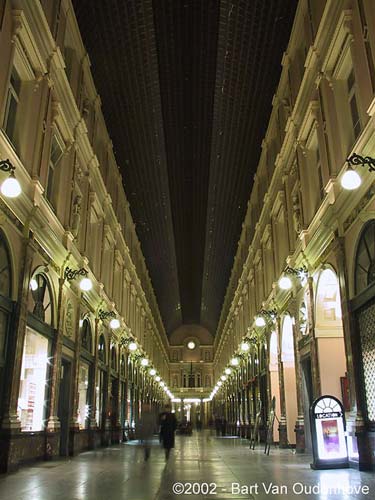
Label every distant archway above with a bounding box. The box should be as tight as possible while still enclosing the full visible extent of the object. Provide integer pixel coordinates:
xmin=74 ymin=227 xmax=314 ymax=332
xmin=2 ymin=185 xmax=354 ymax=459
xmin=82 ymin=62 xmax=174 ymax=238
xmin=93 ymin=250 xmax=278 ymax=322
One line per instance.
xmin=315 ymin=268 xmax=347 ymax=402
xmin=269 ymin=331 xmax=280 ymax=442
xmin=281 ymin=315 xmax=297 ymax=445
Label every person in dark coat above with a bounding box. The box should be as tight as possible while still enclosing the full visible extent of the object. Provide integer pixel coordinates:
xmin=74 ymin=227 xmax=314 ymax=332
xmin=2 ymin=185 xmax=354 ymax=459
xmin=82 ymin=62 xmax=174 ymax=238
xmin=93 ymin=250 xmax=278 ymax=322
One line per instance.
xmin=159 ymin=404 xmax=177 ymax=460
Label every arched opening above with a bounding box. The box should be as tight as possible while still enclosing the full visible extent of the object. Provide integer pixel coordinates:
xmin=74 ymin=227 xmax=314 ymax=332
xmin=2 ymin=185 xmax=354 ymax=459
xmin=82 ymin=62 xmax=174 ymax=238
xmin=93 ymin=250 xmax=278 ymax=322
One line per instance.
xmin=0 ymin=232 xmax=13 ymax=417
xmin=18 ymin=272 xmax=55 ymax=431
xmin=78 ymin=318 xmax=93 ymax=430
xmin=315 ymin=268 xmax=347 ymax=400
xmin=96 ymin=333 xmax=107 ymax=428
xmin=269 ymin=331 xmax=280 ymax=442
xmin=281 ymin=315 xmax=297 ymax=445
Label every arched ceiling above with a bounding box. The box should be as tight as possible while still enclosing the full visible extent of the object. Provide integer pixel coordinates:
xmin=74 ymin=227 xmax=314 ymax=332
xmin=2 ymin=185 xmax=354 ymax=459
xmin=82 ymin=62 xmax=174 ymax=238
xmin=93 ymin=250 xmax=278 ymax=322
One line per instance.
xmin=73 ymin=0 xmax=297 ymax=335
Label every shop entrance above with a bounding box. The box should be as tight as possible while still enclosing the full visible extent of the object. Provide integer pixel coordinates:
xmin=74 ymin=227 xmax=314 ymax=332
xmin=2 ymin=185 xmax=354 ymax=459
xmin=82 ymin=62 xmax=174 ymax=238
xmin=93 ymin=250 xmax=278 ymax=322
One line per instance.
xmin=58 ymin=358 xmax=72 ymax=456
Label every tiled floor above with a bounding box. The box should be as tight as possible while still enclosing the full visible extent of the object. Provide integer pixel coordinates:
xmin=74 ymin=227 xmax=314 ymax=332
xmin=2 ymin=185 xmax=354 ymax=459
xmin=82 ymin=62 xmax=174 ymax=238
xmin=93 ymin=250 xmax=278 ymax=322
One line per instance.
xmin=0 ymin=431 xmax=374 ymax=499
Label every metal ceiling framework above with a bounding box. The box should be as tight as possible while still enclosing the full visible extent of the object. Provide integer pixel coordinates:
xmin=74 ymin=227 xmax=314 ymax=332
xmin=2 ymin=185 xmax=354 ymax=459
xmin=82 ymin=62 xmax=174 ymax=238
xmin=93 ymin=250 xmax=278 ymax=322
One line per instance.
xmin=73 ymin=0 xmax=297 ymax=336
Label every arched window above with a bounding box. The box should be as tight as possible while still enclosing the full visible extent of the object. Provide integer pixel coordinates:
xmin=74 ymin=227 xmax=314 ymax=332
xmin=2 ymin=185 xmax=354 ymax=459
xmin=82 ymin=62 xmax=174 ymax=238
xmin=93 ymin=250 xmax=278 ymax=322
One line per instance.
xmin=111 ymin=345 xmax=117 ymax=370
xmin=81 ymin=319 xmax=92 ymax=352
xmin=98 ymin=334 xmax=106 ymax=363
xmin=120 ymin=355 xmax=126 ymax=377
xmin=0 ymin=233 xmax=12 ymax=412
xmin=0 ymin=234 xmax=12 ymax=297
xmin=30 ymin=274 xmax=53 ymax=325
xmin=355 ymin=221 xmax=375 ymax=295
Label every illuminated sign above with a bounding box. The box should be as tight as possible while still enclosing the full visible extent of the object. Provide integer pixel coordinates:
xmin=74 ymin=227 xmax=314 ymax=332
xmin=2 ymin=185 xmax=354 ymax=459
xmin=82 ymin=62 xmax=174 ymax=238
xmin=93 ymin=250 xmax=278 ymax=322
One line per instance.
xmin=310 ymin=395 xmax=349 ymax=470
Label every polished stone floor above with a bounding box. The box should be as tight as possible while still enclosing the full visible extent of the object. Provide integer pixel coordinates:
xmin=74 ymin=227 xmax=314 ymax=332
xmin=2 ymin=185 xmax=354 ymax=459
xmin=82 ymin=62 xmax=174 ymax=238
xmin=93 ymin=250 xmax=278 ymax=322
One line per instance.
xmin=0 ymin=431 xmax=374 ymax=500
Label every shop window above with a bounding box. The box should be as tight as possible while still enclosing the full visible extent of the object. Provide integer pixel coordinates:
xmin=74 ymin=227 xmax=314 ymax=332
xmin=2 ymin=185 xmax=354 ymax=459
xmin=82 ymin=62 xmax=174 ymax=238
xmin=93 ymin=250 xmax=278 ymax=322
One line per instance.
xmin=30 ymin=274 xmax=53 ymax=325
xmin=17 ymin=328 xmax=49 ymax=431
xmin=98 ymin=334 xmax=106 ymax=363
xmin=95 ymin=369 xmax=105 ymax=427
xmin=46 ymin=133 xmax=64 ymax=208
xmin=2 ymin=67 xmax=21 ymax=149
xmin=77 ymin=361 xmax=90 ymax=429
xmin=355 ymin=221 xmax=375 ymax=295
xmin=81 ymin=319 xmax=92 ymax=352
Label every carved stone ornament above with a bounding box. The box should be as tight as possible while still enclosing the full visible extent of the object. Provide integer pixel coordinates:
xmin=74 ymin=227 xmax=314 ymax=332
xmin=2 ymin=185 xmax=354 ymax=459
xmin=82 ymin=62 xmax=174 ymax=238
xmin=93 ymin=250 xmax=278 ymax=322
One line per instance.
xmin=292 ymin=193 xmax=302 ymax=235
xmin=71 ymin=194 xmax=82 ymax=238
xmin=65 ymin=301 xmax=74 ymax=338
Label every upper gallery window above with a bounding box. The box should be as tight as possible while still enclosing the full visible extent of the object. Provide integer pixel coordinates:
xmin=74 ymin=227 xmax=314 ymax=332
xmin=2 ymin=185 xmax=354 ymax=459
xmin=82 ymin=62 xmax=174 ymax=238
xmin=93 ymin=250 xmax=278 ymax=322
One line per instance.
xmin=3 ymin=68 xmax=21 ymax=149
xmin=347 ymin=69 xmax=361 ymax=140
xmin=46 ymin=133 xmax=64 ymax=207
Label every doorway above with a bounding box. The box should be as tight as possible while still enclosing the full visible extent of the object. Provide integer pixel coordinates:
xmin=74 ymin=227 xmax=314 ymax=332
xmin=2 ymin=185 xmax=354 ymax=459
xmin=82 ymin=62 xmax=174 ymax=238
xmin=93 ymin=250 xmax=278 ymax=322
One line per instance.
xmin=58 ymin=358 xmax=72 ymax=456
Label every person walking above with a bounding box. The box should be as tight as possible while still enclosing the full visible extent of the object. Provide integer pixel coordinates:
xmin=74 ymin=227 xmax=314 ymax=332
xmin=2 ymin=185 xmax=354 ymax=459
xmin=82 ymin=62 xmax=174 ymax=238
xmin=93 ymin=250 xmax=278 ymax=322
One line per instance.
xmin=139 ymin=402 xmax=155 ymax=461
xmin=159 ymin=404 xmax=177 ymax=460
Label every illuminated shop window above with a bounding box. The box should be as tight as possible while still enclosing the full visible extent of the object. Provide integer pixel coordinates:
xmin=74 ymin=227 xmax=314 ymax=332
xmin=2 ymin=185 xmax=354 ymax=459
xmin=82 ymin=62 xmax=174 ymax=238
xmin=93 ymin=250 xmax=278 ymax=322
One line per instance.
xmin=95 ymin=369 xmax=105 ymax=428
xmin=17 ymin=329 xmax=49 ymax=431
xmin=77 ymin=362 xmax=90 ymax=429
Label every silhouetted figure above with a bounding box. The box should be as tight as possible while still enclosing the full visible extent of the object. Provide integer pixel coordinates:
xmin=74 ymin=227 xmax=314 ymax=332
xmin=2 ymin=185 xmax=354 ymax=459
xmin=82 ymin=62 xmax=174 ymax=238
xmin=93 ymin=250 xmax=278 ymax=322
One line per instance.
xmin=159 ymin=404 xmax=177 ymax=460
xmin=139 ymin=403 xmax=155 ymax=461
xmin=221 ymin=417 xmax=227 ymax=436
xmin=215 ymin=416 xmax=221 ymax=436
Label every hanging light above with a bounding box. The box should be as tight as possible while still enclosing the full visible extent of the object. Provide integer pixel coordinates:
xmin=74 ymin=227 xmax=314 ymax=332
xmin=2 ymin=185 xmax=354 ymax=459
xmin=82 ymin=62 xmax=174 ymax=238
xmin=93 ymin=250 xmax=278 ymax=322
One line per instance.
xmin=79 ymin=277 xmax=93 ymax=291
xmin=255 ymin=316 xmax=266 ymax=327
xmin=341 ymin=168 xmax=361 ymax=190
xmin=217 ymin=381 xmax=222 ymax=387
xmin=231 ymin=357 xmax=239 ymax=366
xmin=30 ymin=278 xmax=38 ymax=291
xmin=241 ymin=342 xmax=250 ymax=352
xmin=155 ymin=375 xmax=161 ymax=382
xmin=278 ymin=276 xmax=292 ymax=290
xmin=109 ymin=318 xmax=120 ymax=329
xmin=149 ymin=368 xmax=156 ymax=376
xmin=1 ymin=173 xmax=21 ymax=198
xmin=225 ymin=368 xmax=232 ymax=375
xmin=128 ymin=341 xmax=137 ymax=352
xmin=221 ymin=375 xmax=227 ymax=381
xmin=160 ymin=381 xmax=165 ymax=387
xmin=141 ymin=358 xmax=149 ymax=366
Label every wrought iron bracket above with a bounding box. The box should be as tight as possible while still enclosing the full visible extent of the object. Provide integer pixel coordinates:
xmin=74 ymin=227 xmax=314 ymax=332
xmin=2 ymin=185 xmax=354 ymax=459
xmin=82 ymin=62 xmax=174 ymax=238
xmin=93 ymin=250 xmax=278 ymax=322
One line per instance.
xmin=64 ymin=266 xmax=88 ymax=281
xmin=0 ymin=159 xmax=15 ymax=174
xmin=347 ymin=153 xmax=375 ymax=172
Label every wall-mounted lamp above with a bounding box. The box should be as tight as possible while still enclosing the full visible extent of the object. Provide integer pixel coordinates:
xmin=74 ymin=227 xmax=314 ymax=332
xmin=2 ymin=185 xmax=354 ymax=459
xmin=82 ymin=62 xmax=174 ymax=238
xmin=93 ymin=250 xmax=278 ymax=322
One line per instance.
xmin=255 ymin=309 xmax=277 ymax=327
xmin=341 ymin=153 xmax=375 ymax=190
xmin=149 ymin=368 xmax=156 ymax=376
xmin=278 ymin=266 xmax=308 ymax=290
xmin=128 ymin=341 xmax=138 ymax=352
xmin=230 ymin=357 xmax=239 ymax=366
xmin=141 ymin=358 xmax=149 ymax=367
xmin=241 ymin=341 xmax=250 ymax=352
xmin=64 ymin=266 xmax=92 ymax=291
xmin=0 ymin=159 xmax=21 ymax=198
xmin=225 ymin=367 xmax=232 ymax=375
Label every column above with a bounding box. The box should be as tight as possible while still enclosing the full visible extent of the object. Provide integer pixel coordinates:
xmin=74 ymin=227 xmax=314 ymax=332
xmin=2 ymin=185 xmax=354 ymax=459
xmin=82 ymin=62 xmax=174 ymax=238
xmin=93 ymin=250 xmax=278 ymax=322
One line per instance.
xmin=290 ymin=299 xmax=306 ymax=453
